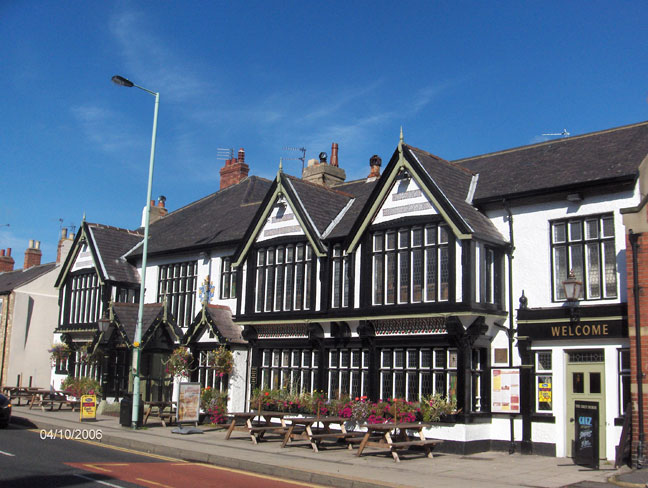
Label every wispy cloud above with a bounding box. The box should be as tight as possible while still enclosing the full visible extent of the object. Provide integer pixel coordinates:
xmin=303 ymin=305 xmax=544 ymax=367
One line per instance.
xmin=109 ymin=10 xmax=214 ymax=103
xmin=70 ymin=103 xmax=139 ymax=153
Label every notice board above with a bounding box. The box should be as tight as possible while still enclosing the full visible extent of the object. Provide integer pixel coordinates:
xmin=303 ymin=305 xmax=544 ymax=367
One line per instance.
xmin=177 ymin=382 xmax=201 ymax=424
xmin=491 ymin=368 xmax=520 ymax=413
xmin=574 ymin=400 xmax=599 ymax=470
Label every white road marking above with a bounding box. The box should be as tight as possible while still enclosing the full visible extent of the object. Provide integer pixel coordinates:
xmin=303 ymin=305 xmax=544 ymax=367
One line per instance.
xmin=73 ymin=473 xmax=126 ymax=488
xmin=0 ymin=450 xmax=15 ymax=457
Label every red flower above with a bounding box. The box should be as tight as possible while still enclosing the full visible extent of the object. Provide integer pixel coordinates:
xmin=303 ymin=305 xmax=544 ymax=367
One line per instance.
xmin=264 ymin=392 xmax=269 ymax=396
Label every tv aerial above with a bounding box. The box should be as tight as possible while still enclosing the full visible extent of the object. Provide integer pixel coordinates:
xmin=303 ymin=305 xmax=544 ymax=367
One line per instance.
xmin=542 ymin=129 xmax=570 ymax=138
xmin=216 ymin=147 xmax=234 ymax=161
xmin=282 ymin=146 xmax=307 ymax=172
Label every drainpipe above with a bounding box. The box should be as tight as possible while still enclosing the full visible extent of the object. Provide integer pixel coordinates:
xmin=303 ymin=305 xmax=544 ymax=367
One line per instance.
xmin=503 ymin=200 xmax=517 ymax=454
xmin=0 ymin=294 xmax=10 ymax=386
xmin=629 ymin=230 xmax=645 ymax=468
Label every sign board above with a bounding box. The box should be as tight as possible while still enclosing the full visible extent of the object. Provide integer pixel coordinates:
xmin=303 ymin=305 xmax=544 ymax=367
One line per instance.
xmin=574 ymin=400 xmax=599 ymax=470
xmin=491 ymin=368 xmax=520 ymax=413
xmin=177 ymin=382 xmax=201 ymax=424
xmin=80 ymin=395 xmax=97 ymax=421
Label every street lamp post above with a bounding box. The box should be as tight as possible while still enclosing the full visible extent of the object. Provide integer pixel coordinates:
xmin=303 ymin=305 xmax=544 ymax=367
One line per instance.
xmin=112 ymin=75 xmax=159 ymax=429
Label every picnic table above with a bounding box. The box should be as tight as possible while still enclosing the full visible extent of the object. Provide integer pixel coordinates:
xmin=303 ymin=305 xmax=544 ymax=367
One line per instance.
xmin=29 ymin=389 xmax=79 ymax=412
xmin=281 ymin=416 xmax=364 ymax=452
xmin=143 ymin=401 xmax=177 ymax=427
xmin=355 ymin=422 xmax=443 ymax=462
xmin=1 ymin=386 xmax=41 ymax=406
xmin=224 ymin=411 xmax=290 ymax=444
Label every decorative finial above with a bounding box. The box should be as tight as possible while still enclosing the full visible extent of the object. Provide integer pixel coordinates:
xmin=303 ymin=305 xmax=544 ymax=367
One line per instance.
xmin=400 ymin=126 xmax=404 ymax=143
xmin=82 ymin=211 xmax=86 ymax=222
xmin=277 ymin=157 xmax=283 ymax=179
xmin=519 ymin=290 xmax=528 ymax=310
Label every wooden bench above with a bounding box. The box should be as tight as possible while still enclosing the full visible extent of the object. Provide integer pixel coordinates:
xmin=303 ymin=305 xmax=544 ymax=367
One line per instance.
xmin=34 ymin=393 xmax=79 ymax=412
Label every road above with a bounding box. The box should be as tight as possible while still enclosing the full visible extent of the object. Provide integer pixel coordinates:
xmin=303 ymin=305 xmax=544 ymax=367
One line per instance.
xmin=0 ymin=424 xmax=319 ymax=487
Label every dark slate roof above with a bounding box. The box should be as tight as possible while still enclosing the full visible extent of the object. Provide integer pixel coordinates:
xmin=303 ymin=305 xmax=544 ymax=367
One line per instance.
xmin=129 ymin=176 xmax=272 ymax=258
xmin=87 ymin=224 xmax=142 ymax=284
xmin=111 ymin=302 xmax=181 ymax=345
xmin=454 ymin=121 xmax=648 ymax=203
xmin=326 ymin=178 xmax=379 ymax=239
xmin=204 ymin=305 xmax=246 ymax=344
xmin=284 ymin=175 xmax=354 ymax=235
xmin=407 ymin=145 xmax=507 ymax=244
xmin=0 ymin=262 xmax=57 ymax=294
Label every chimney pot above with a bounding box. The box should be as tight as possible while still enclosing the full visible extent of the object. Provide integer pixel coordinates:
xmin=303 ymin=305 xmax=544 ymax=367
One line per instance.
xmin=29 ymin=239 xmax=34 ymax=249
xmin=1 ymin=249 xmax=4 ymax=257
xmin=368 ymin=155 xmax=382 ymax=178
xmin=331 ymin=143 xmax=339 ymax=167
xmin=23 ymin=240 xmax=42 ymax=270
xmin=238 ymin=148 xmax=245 ymax=163
xmin=7 ymin=248 xmax=11 ymax=257
xmin=220 ymin=148 xmax=250 ymax=190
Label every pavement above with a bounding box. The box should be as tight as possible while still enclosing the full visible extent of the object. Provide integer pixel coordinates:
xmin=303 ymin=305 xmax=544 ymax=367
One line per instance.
xmin=8 ymin=405 xmax=648 ymax=488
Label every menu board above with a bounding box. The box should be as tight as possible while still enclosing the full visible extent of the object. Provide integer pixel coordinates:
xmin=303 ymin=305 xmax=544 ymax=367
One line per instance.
xmin=574 ymin=400 xmax=599 ymax=469
xmin=491 ymin=368 xmax=521 ymax=413
xmin=177 ymin=382 xmax=201 ymax=424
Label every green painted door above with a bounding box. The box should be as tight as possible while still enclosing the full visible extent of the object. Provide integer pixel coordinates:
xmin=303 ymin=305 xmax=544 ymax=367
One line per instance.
xmin=566 ymin=350 xmax=606 ymax=459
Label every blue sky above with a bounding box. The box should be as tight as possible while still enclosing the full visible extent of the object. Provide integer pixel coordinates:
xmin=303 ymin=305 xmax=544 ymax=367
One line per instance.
xmin=1 ymin=1 xmax=646 ymax=264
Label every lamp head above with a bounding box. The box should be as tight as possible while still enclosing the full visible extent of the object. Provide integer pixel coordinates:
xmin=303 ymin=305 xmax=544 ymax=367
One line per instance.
xmin=562 ymin=269 xmax=582 ymax=302
xmin=112 ymin=75 xmax=134 ymax=88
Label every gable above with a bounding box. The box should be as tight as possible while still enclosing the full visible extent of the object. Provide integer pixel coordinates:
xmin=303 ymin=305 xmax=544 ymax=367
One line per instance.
xmin=71 ymin=241 xmax=95 ymax=272
xmin=256 ymin=196 xmax=305 ymax=243
xmin=372 ymin=176 xmax=439 ymax=225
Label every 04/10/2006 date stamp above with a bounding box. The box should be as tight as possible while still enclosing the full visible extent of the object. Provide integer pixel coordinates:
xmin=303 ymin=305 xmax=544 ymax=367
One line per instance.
xmin=39 ymin=429 xmax=103 ymax=440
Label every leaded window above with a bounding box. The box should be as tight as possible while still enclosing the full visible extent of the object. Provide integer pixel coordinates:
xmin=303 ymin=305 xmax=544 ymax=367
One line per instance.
xmin=197 ymin=350 xmax=228 ymax=391
xmin=255 ymin=243 xmax=312 ymax=313
xmin=380 ymin=347 xmax=457 ymax=402
xmin=259 ymin=348 xmax=318 ymax=393
xmin=535 ymin=350 xmax=553 ymax=412
xmin=220 ymin=257 xmax=237 ymax=299
xmin=157 ymin=261 xmax=198 ymax=328
xmin=331 ymin=245 xmax=352 ymax=308
xmin=372 ymin=224 xmax=450 ymax=305
xmin=551 ymin=215 xmax=617 ymax=301
xmin=327 ymin=349 xmax=369 ymax=398
xmin=67 ymin=272 xmax=102 ymax=325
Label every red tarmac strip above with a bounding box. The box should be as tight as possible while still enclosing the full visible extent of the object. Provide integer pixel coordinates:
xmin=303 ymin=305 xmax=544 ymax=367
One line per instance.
xmin=67 ymin=461 xmax=316 ymax=488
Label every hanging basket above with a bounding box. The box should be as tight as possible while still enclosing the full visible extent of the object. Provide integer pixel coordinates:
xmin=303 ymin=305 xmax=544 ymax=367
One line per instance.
xmin=206 ymin=346 xmax=234 ymax=377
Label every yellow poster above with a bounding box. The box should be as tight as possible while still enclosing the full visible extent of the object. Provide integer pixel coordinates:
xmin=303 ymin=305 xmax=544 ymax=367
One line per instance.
xmin=80 ymin=395 xmax=97 ymax=421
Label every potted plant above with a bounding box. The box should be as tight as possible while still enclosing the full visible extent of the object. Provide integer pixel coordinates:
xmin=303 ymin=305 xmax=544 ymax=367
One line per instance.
xmin=49 ymin=343 xmax=71 ymax=365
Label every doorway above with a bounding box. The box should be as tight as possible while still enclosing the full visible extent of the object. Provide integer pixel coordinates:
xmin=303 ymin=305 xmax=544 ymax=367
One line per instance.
xmin=565 ymin=349 xmax=606 ymax=459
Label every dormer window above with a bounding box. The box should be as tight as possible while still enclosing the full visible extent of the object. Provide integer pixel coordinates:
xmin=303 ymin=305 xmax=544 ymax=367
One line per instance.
xmin=372 ymin=224 xmax=449 ymax=305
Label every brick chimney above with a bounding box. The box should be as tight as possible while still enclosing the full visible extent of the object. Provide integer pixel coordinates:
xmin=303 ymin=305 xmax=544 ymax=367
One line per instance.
xmin=302 ymin=142 xmax=346 ymax=187
xmin=0 ymin=248 xmax=15 ymax=273
xmin=57 ymin=228 xmax=75 ymax=264
xmin=24 ymin=240 xmax=42 ymax=270
xmin=141 ymin=196 xmax=169 ymax=227
xmin=219 ymin=148 xmax=250 ymax=190
xmin=368 ymin=154 xmax=382 ymax=180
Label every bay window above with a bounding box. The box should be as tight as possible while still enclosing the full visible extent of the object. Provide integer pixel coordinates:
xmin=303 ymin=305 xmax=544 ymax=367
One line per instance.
xmin=372 ymin=224 xmax=450 ymax=305
xmin=157 ymin=261 xmax=197 ymax=328
xmin=255 ymin=243 xmax=313 ymax=313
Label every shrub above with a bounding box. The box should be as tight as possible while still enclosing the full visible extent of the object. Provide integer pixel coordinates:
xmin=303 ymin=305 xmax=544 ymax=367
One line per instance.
xmin=61 ymin=376 xmax=102 ymax=398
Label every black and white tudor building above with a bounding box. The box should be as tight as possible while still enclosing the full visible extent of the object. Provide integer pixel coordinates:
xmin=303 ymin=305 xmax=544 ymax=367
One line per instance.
xmin=52 ymin=121 xmax=648 ymax=460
